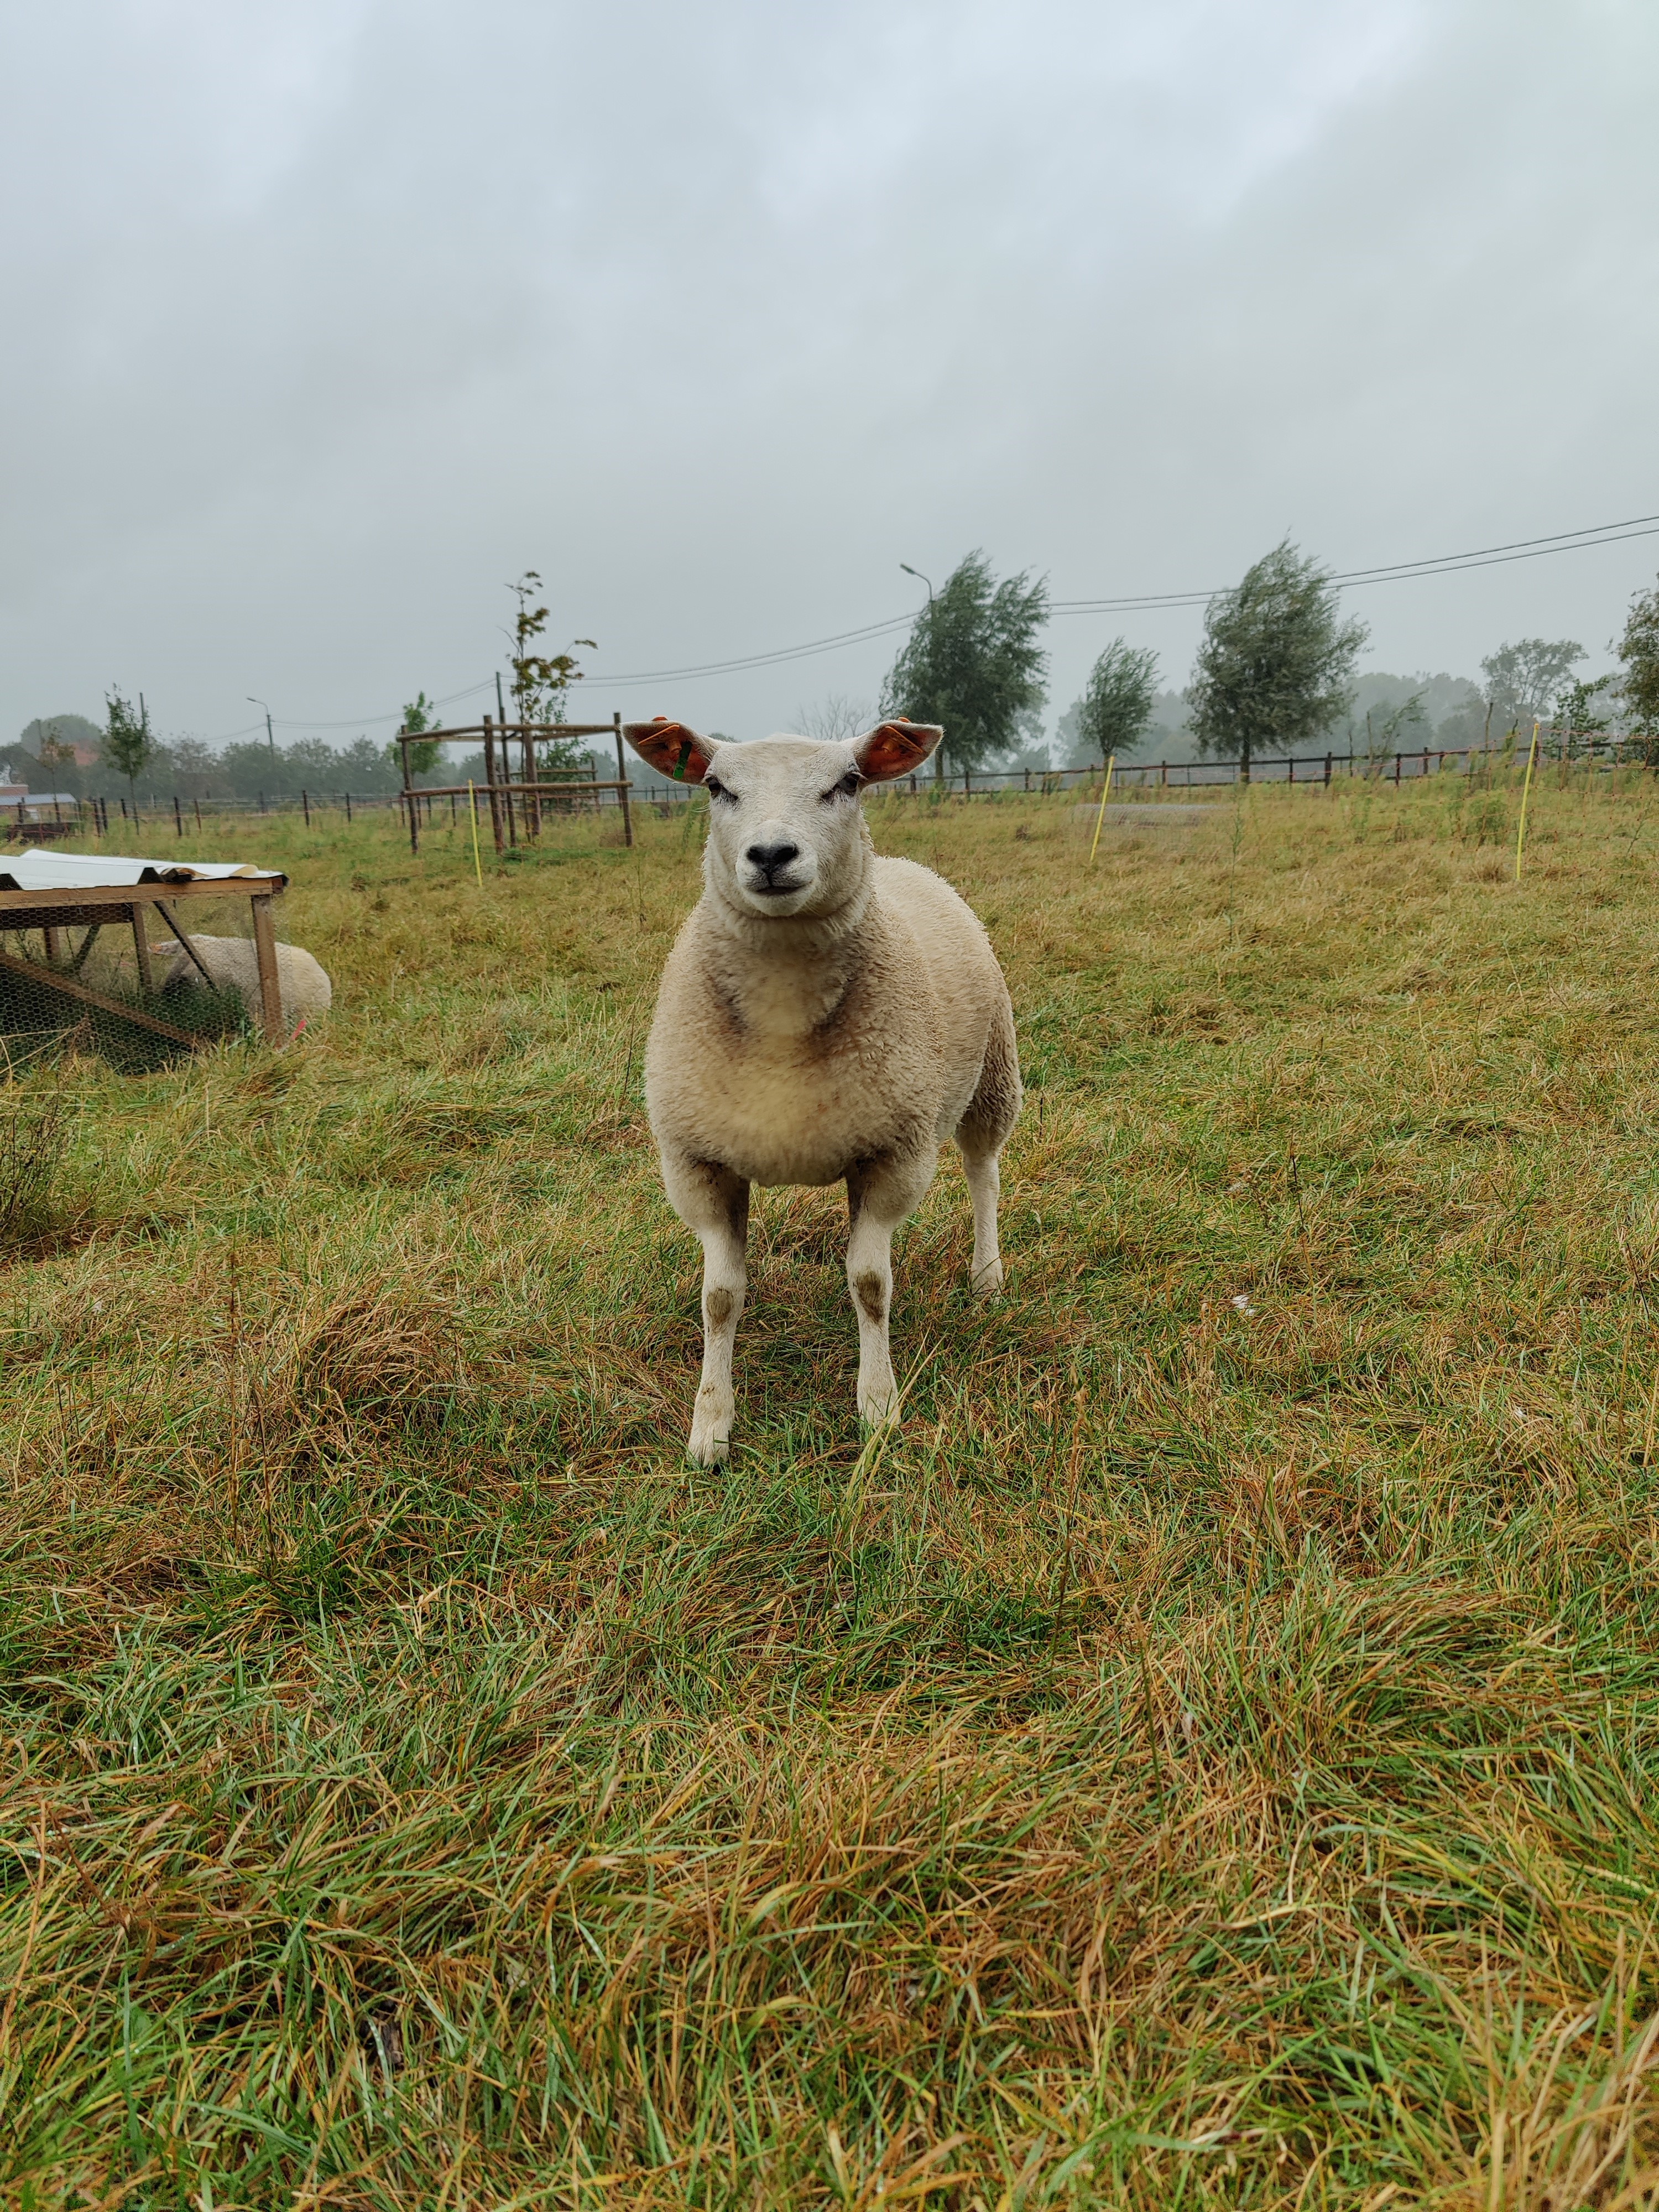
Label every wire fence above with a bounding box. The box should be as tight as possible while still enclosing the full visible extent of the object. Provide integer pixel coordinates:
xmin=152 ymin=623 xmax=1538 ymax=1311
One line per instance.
xmin=3 ymin=728 xmax=1646 ymax=841
xmin=0 ymin=789 xmax=404 ymax=841
xmin=622 ymin=729 xmax=1650 ymax=804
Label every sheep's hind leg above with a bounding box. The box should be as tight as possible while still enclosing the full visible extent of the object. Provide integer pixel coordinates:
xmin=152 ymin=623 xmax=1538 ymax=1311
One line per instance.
xmin=957 ymin=1003 xmax=1021 ymax=1296
xmin=664 ymin=1157 xmax=750 ymax=1464
xmin=846 ymin=1157 xmax=930 ymax=1431
xmin=958 ymin=1141 xmax=1004 ymax=1296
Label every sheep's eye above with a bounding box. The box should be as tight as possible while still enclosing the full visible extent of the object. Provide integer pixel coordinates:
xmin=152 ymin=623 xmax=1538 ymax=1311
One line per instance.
xmin=705 ymin=776 xmax=734 ymax=802
xmin=822 ymin=771 xmax=862 ymax=802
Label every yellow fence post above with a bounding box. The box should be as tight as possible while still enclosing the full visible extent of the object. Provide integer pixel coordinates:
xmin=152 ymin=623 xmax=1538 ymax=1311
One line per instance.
xmin=1088 ymin=754 xmax=1118 ymax=864
xmin=1514 ymin=721 xmax=1540 ymax=881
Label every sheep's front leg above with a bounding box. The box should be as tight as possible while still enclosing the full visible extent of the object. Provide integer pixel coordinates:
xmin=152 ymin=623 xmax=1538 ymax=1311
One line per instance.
xmin=663 ymin=1156 xmax=750 ymax=1464
xmin=845 ymin=1156 xmax=930 ymax=1431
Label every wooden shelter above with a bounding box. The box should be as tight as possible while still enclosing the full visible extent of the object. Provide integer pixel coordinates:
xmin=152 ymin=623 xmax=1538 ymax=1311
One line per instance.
xmin=397 ymin=712 xmax=635 ymax=854
xmin=0 ymin=849 xmax=289 ymax=1047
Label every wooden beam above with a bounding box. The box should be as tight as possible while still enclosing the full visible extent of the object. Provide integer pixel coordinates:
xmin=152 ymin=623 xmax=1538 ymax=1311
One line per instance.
xmin=394 ymin=722 xmax=619 ymax=747
xmin=131 ymin=907 xmax=155 ymax=993
xmin=388 ymin=780 xmax=632 ymax=800
xmin=0 ymin=875 xmax=286 ymax=919
xmin=249 ymin=894 xmax=283 ymax=1044
xmin=153 ymin=901 xmax=218 ymax=988
xmin=0 ymin=945 xmax=201 ymax=1046
xmin=614 ymin=712 xmax=633 ymax=849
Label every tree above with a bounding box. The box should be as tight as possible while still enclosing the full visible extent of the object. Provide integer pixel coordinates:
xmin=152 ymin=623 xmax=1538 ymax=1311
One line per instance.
xmin=1480 ymin=638 xmax=1584 ymax=732
xmin=1553 ymin=674 xmax=1615 ymax=750
xmin=1070 ymin=639 xmax=1159 ymax=763
xmin=881 ymin=551 xmax=1049 ymax=779
xmin=1616 ymin=575 xmax=1659 ymax=739
xmin=507 ymin=572 xmax=596 ymax=776
xmin=21 ymin=713 xmax=102 ymax=774
xmin=36 ymin=725 xmax=79 ymax=778
xmin=1188 ymin=541 xmax=1368 ymax=781
xmin=103 ymin=688 xmax=155 ymax=806
xmin=1359 ymin=689 xmax=1426 ymax=770
xmin=397 ymin=690 xmax=444 ymax=779
xmin=795 ymin=693 xmax=873 ymax=744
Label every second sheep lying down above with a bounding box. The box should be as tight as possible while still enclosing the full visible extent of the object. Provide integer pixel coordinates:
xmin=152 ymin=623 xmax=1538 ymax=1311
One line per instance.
xmin=159 ymin=934 xmax=332 ymax=1025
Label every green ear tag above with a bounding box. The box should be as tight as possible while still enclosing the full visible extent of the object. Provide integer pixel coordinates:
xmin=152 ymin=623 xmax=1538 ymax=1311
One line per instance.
xmin=672 ymin=739 xmax=692 ymax=782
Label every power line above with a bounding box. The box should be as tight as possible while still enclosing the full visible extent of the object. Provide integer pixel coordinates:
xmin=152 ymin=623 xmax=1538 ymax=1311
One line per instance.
xmin=197 ymin=505 xmax=1658 ymax=733
xmin=1052 ymin=513 xmax=1659 ymax=614
xmin=586 ymin=508 xmax=1659 ymax=685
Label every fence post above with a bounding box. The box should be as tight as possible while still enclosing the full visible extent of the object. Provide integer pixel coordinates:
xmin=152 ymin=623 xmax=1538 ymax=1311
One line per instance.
xmin=173 ymin=795 xmax=182 ymax=837
xmin=1394 ymin=753 xmax=1402 ymax=785
xmin=614 ymin=712 xmax=633 ymax=849
xmin=194 ymin=799 xmax=202 ymax=830
xmin=483 ymin=717 xmax=504 ymax=854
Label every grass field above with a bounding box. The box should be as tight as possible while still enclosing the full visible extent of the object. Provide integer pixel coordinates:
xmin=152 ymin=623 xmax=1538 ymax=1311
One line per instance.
xmin=4 ymin=764 xmax=1659 ymax=2209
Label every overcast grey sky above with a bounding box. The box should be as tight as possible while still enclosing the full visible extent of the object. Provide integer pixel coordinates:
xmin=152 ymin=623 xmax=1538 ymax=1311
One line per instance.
xmin=3 ymin=0 xmax=1655 ymax=750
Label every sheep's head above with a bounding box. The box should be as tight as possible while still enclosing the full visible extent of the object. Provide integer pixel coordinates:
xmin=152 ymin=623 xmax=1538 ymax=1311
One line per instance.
xmin=622 ymin=718 xmax=942 ymax=920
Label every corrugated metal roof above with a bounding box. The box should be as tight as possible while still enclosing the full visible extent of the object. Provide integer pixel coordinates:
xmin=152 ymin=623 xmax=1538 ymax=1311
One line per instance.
xmin=0 ymin=848 xmax=280 ymax=894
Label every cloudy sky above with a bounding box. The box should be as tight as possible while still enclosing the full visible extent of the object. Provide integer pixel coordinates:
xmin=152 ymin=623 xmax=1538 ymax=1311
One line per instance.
xmin=3 ymin=0 xmax=1655 ymax=752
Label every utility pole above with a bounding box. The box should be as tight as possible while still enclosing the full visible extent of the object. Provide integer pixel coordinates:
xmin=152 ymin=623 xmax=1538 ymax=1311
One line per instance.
xmin=247 ymin=696 xmax=274 ymax=754
xmin=899 ymin=565 xmax=942 ymax=783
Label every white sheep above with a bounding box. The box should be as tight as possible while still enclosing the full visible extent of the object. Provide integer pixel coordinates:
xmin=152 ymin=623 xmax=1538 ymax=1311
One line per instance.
xmin=623 ymin=715 xmax=1021 ymax=1463
xmin=161 ymin=934 xmax=332 ymax=1025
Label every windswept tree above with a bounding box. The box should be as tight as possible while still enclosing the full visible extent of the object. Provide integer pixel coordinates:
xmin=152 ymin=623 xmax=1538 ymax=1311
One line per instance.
xmin=507 ymin=572 xmax=595 ymax=775
xmin=882 ymin=552 xmax=1048 ymax=780
xmin=397 ymin=690 xmax=444 ymax=780
xmin=103 ymin=688 xmax=155 ymax=807
xmin=1071 ymin=639 xmax=1159 ymax=763
xmin=1188 ymin=541 xmax=1367 ymax=781
xmin=1617 ymin=575 xmax=1659 ymax=743
xmin=1480 ymin=638 xmax=1584 ymax=733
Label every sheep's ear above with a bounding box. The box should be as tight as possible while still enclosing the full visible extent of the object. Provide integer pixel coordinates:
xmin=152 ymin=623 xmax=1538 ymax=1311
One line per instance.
xmin=622 ymin=718 xmax=718 ymax=784
xmin=852 ymin=719 xmax=943 ymax=782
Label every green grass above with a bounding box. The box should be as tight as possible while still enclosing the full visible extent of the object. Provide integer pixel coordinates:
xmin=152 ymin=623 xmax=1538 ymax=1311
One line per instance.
xmin=4 ymin=766 xmax=1659 ymax=2208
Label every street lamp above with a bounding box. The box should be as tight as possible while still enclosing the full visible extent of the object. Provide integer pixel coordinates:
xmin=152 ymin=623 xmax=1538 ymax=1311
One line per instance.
xmin=899 ymin=562 xmax=934 ymax=603
xmin=247 ymin=697 xmax=274 ymax=754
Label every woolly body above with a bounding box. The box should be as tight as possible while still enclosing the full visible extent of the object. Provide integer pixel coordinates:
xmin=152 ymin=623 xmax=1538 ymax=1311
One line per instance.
xmin=161 ymin=934 xmax=332 ymax=1022
xmin=647 ymin=852 xmax=1013 ymax=1193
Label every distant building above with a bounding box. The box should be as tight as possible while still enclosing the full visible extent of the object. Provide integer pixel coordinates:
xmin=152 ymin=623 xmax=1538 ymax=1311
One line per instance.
xmin=0 ymin=767 xmax=79 ymax=822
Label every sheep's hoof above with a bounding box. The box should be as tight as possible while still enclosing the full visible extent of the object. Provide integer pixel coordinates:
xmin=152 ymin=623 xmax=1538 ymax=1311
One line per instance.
xmin=970 ymin=1256 xmax=1004 ymax=1298
xmin=687 ymin=1426 xmax=731 ymax=1465
xmin=857 ymin=1390 xmax=899 ymax=1431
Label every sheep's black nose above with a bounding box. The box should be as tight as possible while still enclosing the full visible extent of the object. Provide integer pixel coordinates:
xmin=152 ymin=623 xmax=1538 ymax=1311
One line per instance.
xmin=746 ymin=841 xmax=800 ymax=877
